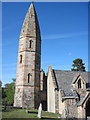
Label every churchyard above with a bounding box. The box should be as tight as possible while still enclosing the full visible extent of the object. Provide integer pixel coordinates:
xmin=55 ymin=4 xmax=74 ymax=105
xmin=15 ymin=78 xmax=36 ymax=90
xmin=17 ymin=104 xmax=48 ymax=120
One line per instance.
xmin=2 ymin=107 xmax=61 ymax=119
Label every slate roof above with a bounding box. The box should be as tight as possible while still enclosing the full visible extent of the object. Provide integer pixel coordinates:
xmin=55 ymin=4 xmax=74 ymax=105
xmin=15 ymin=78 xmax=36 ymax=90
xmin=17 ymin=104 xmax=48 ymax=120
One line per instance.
xmin=53 ymin=70 xmax=90 ymax=97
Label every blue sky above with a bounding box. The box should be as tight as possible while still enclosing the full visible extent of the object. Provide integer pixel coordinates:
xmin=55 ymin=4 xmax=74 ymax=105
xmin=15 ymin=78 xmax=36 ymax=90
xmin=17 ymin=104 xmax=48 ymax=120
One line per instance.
xmin=2 ymin=2 xmax=88 ymax=86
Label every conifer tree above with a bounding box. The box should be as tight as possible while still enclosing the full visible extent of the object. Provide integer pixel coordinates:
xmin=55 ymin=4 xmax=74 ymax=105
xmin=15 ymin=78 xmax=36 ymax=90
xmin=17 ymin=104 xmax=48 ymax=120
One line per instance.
xmin=71 ymin=58 xmax=86 ymax=72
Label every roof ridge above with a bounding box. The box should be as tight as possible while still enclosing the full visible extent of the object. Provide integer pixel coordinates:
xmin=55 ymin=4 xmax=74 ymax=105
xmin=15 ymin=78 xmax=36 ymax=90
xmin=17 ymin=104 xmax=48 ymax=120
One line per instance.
xmin=53 ymin=69 xmax=89 ymax=73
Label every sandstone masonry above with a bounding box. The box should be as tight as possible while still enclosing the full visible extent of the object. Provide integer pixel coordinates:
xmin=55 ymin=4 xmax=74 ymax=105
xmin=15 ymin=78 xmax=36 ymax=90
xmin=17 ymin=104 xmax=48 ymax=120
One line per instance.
xmin=14 ymin=2 xmax=42 ymax=109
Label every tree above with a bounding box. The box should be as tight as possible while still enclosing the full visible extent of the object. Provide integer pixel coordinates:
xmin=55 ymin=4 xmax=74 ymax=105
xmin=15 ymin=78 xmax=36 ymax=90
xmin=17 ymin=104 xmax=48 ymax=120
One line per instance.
xmin=2 ymin=88 xmax=7 ymax=110
xmin=5 ymin=84 xmax=10 ymax=89
xmin=71 ymin=58 xmax=86 ymax=72
xmin=2 ymin=78 xmax=16 ymax=107
xmin=0 ymin=80 xmax=2 ymax=87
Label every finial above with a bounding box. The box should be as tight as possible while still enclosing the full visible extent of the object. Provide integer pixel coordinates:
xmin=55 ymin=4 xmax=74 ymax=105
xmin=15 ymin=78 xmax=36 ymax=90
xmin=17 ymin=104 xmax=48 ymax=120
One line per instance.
xmin=31 ymin=1 xmax=34 ymax=4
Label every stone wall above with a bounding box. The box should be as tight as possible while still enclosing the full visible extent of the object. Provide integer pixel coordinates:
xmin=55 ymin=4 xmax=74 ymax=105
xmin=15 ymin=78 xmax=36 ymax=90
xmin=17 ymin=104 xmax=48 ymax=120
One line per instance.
xmin=47 ymin=67 xmax=55 ymax=113
xmin=14 ymin=86 xmax=23 ymax=107
xmin=59 ymin=91 xmax=65 ymax=115
xmin=55 ymin=90 xmax=59 ymax=113
xmin=77 ymin=106 xmax=86 ymax=118
xmin=66 ymin=98 xmax=78 ymax=118
xmin=40 ymin=69 xmax=47 ymax=91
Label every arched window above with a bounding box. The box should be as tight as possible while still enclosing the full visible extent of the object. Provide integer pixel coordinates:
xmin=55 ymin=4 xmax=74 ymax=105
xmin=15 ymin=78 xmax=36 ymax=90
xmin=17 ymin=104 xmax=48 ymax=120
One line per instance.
xmin=28 ymin=73 xmax=31 ymax=83
xmin=78 ymin=79 xmax=81 ymax=88
xmin=20 ymin=55 xmax=22 ymax=63
xmin=29 ymin=40 xmax=32 ymax=48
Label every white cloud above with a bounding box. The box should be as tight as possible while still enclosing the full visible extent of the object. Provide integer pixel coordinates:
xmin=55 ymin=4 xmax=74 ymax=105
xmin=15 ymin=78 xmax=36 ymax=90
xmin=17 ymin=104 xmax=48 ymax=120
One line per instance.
xmin=42 ymin=32 xmax=87 ymax=40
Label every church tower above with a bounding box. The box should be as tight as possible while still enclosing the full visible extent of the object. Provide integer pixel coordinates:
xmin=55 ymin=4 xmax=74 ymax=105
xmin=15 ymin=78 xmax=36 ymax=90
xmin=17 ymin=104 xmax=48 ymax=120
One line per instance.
xmin=14 ymin=2 xmax=41 ymax=109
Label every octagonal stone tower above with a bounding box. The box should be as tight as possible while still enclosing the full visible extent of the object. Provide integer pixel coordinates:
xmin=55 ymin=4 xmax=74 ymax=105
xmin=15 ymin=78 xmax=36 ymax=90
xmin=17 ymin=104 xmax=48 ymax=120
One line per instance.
xmin=14 ymin=2 xmax=41 ymax=109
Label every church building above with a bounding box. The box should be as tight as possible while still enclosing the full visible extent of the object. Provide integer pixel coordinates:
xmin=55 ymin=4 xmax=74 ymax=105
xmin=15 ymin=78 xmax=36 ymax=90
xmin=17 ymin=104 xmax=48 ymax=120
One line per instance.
xmin=47 ymin=65 xmax=90 ymax=118
xmin=14 ymin=2 xmax=90 ymax=119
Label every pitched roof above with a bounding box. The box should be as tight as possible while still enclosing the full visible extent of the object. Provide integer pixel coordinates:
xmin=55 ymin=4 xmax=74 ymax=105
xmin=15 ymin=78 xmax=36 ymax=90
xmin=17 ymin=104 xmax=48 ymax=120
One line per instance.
xmin=77 ymin=92 xmax=90 ymax=106
xmin=53 ymin=70 xmax=90 ymax=96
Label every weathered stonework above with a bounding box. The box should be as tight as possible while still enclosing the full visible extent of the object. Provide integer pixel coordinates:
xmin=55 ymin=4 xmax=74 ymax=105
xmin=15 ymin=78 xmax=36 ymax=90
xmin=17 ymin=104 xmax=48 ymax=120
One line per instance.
xmin=55 ymin=90 xmax=59 ymax=113
xmin=47 ymin=66 xmax=56 ymax=113
xmin=14 ymin=2 xmax=41 ymax=109
xmin=65 ymin=98 xmax=78 ymax=118
xmin=14 ymin=2 xmax=90 ymax=119
xmin=47 ymin=65 xmax=90 ymax=119
xmin=40 ymin=69 xmax=47 ymax=91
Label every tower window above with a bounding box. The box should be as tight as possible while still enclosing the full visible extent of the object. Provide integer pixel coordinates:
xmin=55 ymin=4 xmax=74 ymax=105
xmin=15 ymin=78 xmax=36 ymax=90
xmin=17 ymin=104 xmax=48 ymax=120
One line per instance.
xmin=78 ymin=79 xmax=81 ymax=88
xmin=20 ymin=55 xmax=22 ymax=63
xmin=29 ymin=40 xmax=32 ymax=48
xmin=28 ymin=73 xmax=31 ymax=83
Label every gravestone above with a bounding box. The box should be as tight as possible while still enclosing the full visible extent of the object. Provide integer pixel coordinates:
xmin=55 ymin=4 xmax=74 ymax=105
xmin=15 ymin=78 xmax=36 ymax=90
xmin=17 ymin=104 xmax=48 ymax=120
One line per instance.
xmin=37 ymin=103 xmax=42 ymax=118
xmin=25 ymin=103 xmax=29 ymax=113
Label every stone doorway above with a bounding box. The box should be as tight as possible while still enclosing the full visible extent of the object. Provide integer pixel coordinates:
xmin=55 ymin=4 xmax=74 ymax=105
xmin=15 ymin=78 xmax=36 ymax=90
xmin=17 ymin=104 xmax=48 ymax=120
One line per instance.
xmin=86 ymin=98 xmax=90 ymax=119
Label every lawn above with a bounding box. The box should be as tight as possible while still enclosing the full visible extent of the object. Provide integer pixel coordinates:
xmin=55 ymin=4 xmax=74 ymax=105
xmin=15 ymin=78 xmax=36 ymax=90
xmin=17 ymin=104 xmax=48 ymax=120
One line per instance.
xmin=2 ymin=108 xmax=61 ymax=120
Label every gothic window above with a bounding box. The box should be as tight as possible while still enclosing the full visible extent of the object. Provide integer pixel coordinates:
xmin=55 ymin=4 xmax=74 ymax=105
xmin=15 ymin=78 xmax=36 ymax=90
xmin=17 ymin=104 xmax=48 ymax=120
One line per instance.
xmin=20 ymin=55 xmax=22 ymax=63
xmin=78 ymin=79 xmax=81 ymax=88
xmin=29 ymin=40 xmax=32 ymax=48
xmin=28 ymin=73 xmax=31 ymax=83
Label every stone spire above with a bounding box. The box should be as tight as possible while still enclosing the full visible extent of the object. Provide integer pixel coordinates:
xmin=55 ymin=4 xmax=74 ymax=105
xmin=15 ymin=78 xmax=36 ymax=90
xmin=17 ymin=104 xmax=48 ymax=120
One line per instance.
xmin=20 ymin=2 xmax=40 ymax=39
xmin=14 ymin=2 xmax=41 ymax=109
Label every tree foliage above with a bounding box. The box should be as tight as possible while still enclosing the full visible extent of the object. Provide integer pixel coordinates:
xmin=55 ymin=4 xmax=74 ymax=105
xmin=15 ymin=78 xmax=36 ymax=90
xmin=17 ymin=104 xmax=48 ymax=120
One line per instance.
xmin=71 ymin=58 xmax=86 ymax=72
xmin=2 ymin=78 xmax=16 ymax=106
xmin=0 ymin=80 xmax=2 ymax=88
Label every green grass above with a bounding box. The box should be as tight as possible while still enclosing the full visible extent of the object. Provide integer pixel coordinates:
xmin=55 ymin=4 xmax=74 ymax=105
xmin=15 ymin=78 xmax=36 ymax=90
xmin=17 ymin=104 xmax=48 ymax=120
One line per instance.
xmin=2 ymin=108 xmax=61 ymax=120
